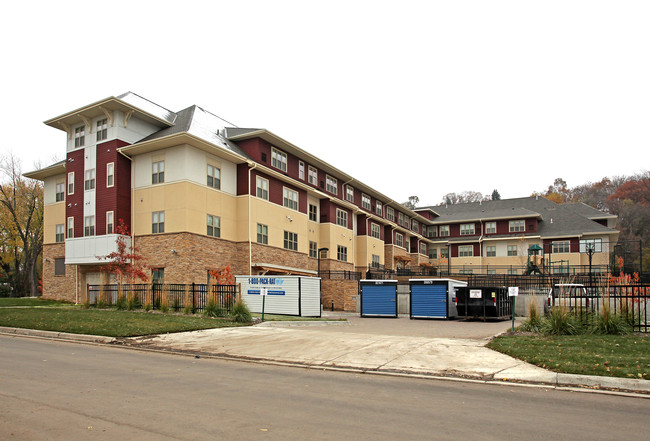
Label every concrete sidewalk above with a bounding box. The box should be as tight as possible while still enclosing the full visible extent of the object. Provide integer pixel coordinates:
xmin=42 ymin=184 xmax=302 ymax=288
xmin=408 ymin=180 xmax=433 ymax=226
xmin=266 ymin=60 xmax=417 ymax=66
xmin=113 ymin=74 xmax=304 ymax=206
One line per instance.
xmin=121 ymin=320 xmax=650 ymax=394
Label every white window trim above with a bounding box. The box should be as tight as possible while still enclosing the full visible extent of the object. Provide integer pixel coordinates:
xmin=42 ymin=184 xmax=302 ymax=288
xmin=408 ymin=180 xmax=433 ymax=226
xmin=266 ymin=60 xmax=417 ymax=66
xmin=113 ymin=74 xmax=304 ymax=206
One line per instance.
xmin=106 ymin=162 xmax=114 ymax=188
xmin=326 ymin=175 xmax=338 ymax=195
xmin=271 ymin=147 xmax=288 ymax=172
xmin=336 ymin=208 xmax=348 ymax=227
xmin=299 ymin=161 xmax=305 ymax=180
xmin=346 ymin=185 xmax=354 ymax=202
xmin=67 ymin=172 xmax=74 ymax=195
xmin=106 ymin=211 xmax=114 ymax=235
xmin=256 ymin=176 xmax=269 ymax=200
xmin=308 ymin=166 xmax=318 ymax=185
xmin=67 ymin=216 xmax=74 ymax=238
xmin=361 ymin=193 xmax=371 ymax=210
xmin=283 ymin=187 xmax=299 ymax=211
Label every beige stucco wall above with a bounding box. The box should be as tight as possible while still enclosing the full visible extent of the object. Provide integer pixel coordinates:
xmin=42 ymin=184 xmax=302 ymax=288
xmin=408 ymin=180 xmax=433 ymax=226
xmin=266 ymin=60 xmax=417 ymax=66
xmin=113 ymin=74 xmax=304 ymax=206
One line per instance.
xmin=43 ymin=202 xmax=66 ymax=244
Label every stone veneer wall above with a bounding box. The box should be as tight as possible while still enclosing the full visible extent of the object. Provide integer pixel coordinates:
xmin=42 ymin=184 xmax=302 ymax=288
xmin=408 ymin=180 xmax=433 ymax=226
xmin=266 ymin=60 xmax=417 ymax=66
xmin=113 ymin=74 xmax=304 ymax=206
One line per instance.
xmin=321 ymin=279 xmax=359 ymax=312
xmin=42 ymin=244 xmax=76 ymax=302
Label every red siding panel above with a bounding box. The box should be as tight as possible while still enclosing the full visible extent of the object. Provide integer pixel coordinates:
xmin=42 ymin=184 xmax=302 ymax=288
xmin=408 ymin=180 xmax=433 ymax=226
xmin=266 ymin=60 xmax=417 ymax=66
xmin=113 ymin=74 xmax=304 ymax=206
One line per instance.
xmin=66 ymin=149 xmax=85 ymax=238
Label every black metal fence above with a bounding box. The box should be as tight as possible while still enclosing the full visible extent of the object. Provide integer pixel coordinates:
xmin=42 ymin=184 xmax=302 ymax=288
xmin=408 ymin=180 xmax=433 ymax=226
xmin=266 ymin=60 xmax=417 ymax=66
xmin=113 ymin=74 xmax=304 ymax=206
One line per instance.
xmin=87 ymin=283 xmax=238 ymax=313
xmin=318 ymin=270 xmax=362 ymax=280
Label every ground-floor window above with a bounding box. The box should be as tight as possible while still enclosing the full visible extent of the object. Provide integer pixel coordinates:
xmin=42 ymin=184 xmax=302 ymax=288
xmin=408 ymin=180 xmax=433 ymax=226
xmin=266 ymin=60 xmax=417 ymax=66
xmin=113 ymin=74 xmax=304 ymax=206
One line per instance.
xmin=337 ymin=245 xmax=348 ymax=262
xmin=284 ymin=231 xmax=298 ymax=251
xmin=54 ymin=258 xmax=65 ymax=276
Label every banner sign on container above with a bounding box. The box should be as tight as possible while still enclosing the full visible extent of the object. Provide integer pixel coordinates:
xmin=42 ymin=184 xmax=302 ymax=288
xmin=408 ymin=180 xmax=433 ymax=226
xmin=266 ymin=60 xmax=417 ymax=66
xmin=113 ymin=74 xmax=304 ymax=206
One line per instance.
xmin=508 ymin=287 xmax=519 ymax=297
xmin=470 ymin=289 xmax=482 ymax=299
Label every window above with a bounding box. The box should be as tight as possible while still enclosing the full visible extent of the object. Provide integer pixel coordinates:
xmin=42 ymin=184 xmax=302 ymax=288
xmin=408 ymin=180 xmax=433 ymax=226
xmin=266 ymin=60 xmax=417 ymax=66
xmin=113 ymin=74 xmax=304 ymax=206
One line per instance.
xmin=412 ymin=220 xmax=419 ymax=233
xmin=55 ymin=182 xmax=65 ymax=202
xmin=152 ymin=268 xmax=164 ymax=284
xmin=395 ymin=232 xmax=404 ymax=248
xmin=207 ymin=164 xmax=220 ymax=189
xmin=459 ymin=245 xmax=473 ymax=257
xmin=74 ymin=126 xmax=85 ymax=147
xmin=336 ymin=209 xmax=348 ymax=227
xmin=405 ymin=241 xmax=410 ymax=253
xmin=428 ymin=226 xmax=437 ymax=238
xmin=326 ymin=175 xmax=338 ymax=195
xmin=580 ymin=238 xmax=602 ymax=253
xmin=207 ymin=214 xmax=220 ymax=237
xmin=84 ymin=169 xmax=95 ymax=190
xmin=509 ymin=220 xmax=525 ymax=232
xmin=487 ymin=269 xmax=497 ymax=275
xmin=96 ymin=118 xmax=108 ymax=142
xmin=439 ymin=225 xmax=450 ymax=237
xmin=68 ymin=172 xmax=74 ymax=195
xmin=508 ymin=269 xmax=519 ymax=275
xmin=398 ymin=212 xmax=404 ymax=226
xmin=459 ymin=269 xmax=473 ymax=275
xmin=386 ymin=206 xmax=395 ymax=222
xmin=256 ymin=176 xmax=269 ymax=200
xmin=553 ymin=241 xmax=570 ymax=253
xmin=284 ymin=231 xmax=298 ymax=251
xmin=361 ymin=194 xmax=371 ymax=210
xmin=55 ymin=224 xmax=65 ymax=243
xmin=106 ymin=163 xmax=114 ymax=188
xmin=420 ymin=242 xmax=427 ymax=255
xmin=485 ymin=222 xmax=496 ymax=234
xmin=429 ymin=248 xmax=438 ymax=259
xmin=308 ymin=166 xmax=318 ymax=185
xmin=486 ymin=246 xmax=496 ymax=257
xmin=67 ymin=217 xmax=74 ymax=238
xmin=376 ymin=201 xmax=383 ymax=216
xmin=346 ymin=185 xmax=354 ymax=202
xmin=283 ymin=188 xmax=299 ymax=210
xmin=309 ymin=204 xmax=318 ymax=222
xmin=507 ymin=245 xmax=518 ymax=256
xmin=54 ymin=258 xmax=65 ymax=276
xmin=84 ymin=216 xmax=95 ymax=236
xmin=271 ymin=147 xmax=287 ymax=172
xmin=309 ymin=241 xmax=317 ymax=258
xmin=371 ymin=223 xmax=380 ymax=239
xmin=552 ymin=266 xmax=569 ymax=275
xmin=460 ymin=223 xmax=475 ymax=236
xmin=371 ymin=254 xmax=380 ymax=268
xmin=106 ymin=211 xmax=114 ymax=235
xmin=404 ymin=216 xmax=410 ymax=228
xmin=299 ymin=161 xmax=305 ymax=180
xmin=257 ymin=224 xmax=268 ymax=244
xmin=337 ymin=245 xmax=347 ymax=262
xmin=440 ymin=247 xmax=449 ymax=258
xmin=152 ymin=211 xmax=165 ymax=234
xmin=152 ymin=160 xmax=165 ymax=184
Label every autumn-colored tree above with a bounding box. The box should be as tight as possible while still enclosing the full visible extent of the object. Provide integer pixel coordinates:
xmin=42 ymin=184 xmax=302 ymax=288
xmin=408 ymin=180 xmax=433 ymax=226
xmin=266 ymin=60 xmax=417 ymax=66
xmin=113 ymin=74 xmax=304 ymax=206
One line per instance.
xmin=101 ymin=220 xmax=148 ymax=285
xmin=0 ymin=154 xmax=43 ymax=296
xmin=208 ymin=265 xmax=235 ymax=285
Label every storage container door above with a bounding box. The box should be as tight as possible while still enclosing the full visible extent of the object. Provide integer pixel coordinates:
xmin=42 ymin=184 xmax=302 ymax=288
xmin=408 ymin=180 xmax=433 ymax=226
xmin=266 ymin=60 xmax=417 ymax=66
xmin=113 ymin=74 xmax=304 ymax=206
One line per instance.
xmin=361 ymin=284 xmax=397 ymax=317
xmin=411 ymin=284 xmax=447 ymax=318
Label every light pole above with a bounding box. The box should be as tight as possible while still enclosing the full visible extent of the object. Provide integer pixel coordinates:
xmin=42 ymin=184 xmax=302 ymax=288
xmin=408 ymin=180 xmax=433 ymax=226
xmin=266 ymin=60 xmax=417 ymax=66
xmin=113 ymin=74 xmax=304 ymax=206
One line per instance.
xmin=318 ymin=247 xmax=329 ymax=311
xmin=586 ymin=243 xmax=595 ymax=288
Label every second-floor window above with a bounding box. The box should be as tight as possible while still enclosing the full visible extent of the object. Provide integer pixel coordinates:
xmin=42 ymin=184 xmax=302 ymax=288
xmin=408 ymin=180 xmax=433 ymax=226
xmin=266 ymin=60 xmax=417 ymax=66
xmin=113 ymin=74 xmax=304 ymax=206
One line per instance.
xmin=207 ymin=164 xmax=220 ymax=189
xmin=386 ymin=206 xmax=395 ymax=222
xmin=55 ymin=224 xmax=65 ymax=243
xmin=337 ymin=245 xmax=347 ymax=262
xmin=84 ymin=216 xmax=95 ymax=237
xmin=486 ymin=246 xmax=496 ymax=257
xmin=283 ymin=188 xmax=298 ymax=211
xmin=309 ymin=241 xmax=318 ymax=258
xmin=553 ymin=241 xmax=570 ymax=253
xmin=67 ymin=217 xmax=74 ymax=238
xmin=68 ymin=172 xmax=74 ymax=195
xmin=284 ymin=231 xmax=298 ymax=251
xmin=308 ymin=166 xmax=318 ymax=185
xmin=106 ymin=163 xmax=114 ymax=188
xmin=257 ymin=224 xmax=268 ymax=244
xmin=96 ymin=118 xmax=108 ymax=142
xmin=106 ymin=211 xmax=114 ymax=234
xmin=152 ymin=161 xmax=165 ymax=184
xmin=485 ymin=222 xmax=496 ymax=234
xmin=371 ymin=223 xmax=380 ymax=239
xmin=84 ymin=169 xmax=95 ymax=190
xmin=271 ymin=147 xmax=287 ymax=172
xmin=507 ymin=245 xmax=518 ymax=256
xmin=346 ymin=185 xmax=354 ymax=202
xmin=460 ymin=223 xmax=475 ymax=235
xmin=207 ymin=214 xmax=220 ymax=237
xmin=152 ymin=211 xmax=165 ymax=234
xmin=395 ymin=232 xmax=404 ymax=248
xmin=309 ymin=204 xmax=318 ymax=222
xmin=459 ymin=245 xmax=473 ymax=257
xmin=55 ymin=182 xmax=65 ymax=202
xmin=509 ymin=220 xmax=525 ymax=232
xmin=376 ymin=201 xmax=383 ymax=216
xmin=439 ymin=225 xmax=450 ymax=237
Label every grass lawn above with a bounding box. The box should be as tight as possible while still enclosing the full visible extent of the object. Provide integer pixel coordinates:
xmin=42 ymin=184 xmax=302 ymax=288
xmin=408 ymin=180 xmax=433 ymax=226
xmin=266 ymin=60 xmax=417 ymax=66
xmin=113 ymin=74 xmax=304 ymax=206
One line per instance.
xmin=488 ymin=334 xmax=650 ymax=380
xmin=0 ymin=308 xmax=249 ymax=337
xmin=0 ymin=297 xmax=70 ymax=307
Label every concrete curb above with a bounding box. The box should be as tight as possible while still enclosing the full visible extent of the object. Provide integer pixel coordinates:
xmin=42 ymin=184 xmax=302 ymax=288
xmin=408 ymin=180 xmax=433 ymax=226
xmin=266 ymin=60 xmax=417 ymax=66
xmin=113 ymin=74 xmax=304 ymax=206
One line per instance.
xmin=1 ymin=326 xmax=648 ymax=395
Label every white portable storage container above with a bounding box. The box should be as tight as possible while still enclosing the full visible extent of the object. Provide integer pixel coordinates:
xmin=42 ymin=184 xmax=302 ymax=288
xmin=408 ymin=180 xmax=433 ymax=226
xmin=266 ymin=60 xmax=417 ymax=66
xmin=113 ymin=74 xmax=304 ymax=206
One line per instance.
xmin=236 ymin=275 xmax=321 ymax=317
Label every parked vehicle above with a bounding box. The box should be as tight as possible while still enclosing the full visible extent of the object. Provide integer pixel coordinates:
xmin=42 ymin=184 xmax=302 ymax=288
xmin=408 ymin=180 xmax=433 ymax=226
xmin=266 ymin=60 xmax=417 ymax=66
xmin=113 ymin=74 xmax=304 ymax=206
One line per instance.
xmin=545 ymin=283 xmax=596 ymax=314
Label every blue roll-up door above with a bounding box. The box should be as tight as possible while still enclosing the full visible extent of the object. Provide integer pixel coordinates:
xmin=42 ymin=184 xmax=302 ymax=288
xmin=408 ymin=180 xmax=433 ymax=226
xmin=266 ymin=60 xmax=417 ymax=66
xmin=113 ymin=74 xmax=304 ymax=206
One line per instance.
xmin=361 ymin=283 xmax=397 ymax=317
xmin=411 ymin=284 xmax=447 ymax=318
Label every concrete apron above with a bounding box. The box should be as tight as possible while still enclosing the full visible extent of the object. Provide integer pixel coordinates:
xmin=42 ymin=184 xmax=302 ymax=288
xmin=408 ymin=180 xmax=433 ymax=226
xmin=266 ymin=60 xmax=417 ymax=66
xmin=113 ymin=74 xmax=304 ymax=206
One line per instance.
xmin=125 ymin=326 xmax=556 ymax=383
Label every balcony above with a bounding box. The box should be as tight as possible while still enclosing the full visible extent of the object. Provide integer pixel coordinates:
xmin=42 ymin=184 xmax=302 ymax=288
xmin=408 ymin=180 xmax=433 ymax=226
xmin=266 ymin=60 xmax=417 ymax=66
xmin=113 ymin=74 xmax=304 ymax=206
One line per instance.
xmin=65 ymin=234 xmax=131 ymax=265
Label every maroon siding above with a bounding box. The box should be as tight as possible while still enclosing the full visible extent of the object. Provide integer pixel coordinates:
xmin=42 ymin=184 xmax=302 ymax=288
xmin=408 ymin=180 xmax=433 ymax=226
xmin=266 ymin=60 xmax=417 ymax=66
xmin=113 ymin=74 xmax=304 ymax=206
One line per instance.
xmin=96 ymin=140 xmax=131 ymax=234
xmin=65 ymin=149 xmax=85 ymax=238
xmin=357 ymin=214 xmax=367 ymax=236
xmin=236 ymin=163 xmax=249 ymax=196
xmin=384 ymin=225 xmax=394 ymax=244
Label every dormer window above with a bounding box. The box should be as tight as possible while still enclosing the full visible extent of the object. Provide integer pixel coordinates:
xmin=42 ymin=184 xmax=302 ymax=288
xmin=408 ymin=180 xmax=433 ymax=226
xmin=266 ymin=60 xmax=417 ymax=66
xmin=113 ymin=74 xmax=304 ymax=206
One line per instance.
xmin=271 ymin=147 xmax=287 ymax=172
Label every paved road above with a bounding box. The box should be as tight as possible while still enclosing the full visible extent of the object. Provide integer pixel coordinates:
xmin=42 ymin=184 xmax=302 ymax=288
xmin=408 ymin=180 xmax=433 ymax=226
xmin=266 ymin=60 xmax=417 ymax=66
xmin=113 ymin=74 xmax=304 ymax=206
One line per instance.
xmin=1 ymin=336 xmax=648 ymax=441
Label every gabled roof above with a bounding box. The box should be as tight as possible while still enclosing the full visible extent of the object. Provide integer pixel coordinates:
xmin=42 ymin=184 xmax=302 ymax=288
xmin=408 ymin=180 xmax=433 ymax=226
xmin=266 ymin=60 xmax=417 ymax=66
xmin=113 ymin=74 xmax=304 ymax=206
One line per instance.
xmin=419 ymin=196 xmax=618 ymax=239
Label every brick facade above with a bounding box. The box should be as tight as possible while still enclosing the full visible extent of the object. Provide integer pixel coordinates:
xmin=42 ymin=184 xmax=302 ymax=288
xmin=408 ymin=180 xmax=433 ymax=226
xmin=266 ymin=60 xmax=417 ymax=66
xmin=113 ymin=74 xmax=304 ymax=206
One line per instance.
xmin=42 ymin=244 xmax=76 ymax=302
xmin=321 ymin=279 xmax=359 ymax=312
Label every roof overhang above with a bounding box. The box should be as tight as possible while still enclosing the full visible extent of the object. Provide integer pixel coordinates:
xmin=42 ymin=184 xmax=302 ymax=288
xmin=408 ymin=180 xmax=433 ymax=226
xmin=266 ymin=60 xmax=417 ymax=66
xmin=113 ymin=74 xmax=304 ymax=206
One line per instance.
xmin=429 ymin=213 xmax=542 ymax=225
xmin=252 ymin=263 xmax=317 ymax=276
xmin=44 ymin=94 xmax=176 ymax=136
xmin=23 ymin=161 xmax=66 ymax=181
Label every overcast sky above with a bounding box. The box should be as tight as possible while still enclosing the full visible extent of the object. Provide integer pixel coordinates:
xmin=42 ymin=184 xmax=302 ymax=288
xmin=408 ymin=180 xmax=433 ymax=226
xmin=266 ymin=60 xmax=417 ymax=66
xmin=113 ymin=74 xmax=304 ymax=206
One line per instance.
xmin=3 ymin=1 xmax=648 ymax=206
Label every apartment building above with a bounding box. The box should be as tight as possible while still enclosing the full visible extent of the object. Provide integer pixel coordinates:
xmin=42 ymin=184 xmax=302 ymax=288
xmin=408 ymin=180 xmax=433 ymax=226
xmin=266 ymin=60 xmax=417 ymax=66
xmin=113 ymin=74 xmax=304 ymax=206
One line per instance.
xmin=26 ymin=93 xmax=433 ymax=302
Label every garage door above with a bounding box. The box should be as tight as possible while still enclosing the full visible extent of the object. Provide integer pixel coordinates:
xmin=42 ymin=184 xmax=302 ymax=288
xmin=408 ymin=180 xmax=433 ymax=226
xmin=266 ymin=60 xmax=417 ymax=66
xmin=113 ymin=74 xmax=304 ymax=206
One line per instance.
xmin=410 ymin=283 xmax=447 ymax=318
xmin=360 ymin=282 xmax=397 ymax=317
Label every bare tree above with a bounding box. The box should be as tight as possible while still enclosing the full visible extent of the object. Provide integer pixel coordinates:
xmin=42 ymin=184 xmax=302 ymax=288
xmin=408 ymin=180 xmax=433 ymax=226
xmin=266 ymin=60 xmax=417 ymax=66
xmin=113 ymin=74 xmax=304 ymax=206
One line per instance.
xmin=0 ymin=154 xmax=43 ymax=296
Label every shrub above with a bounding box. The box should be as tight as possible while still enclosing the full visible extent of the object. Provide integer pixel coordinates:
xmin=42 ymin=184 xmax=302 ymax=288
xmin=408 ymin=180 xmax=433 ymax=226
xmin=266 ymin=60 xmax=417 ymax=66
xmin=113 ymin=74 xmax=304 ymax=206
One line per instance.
xmin=541 ymin=306 xmax=580 ymax=335
xmin=82 ymin=294 xmax=91 ymax=309
xmin=96 ymin=295 xmax=106 ymax=309
xmin=520 ymin=301 xmax=543 ymax=332
xmin=126 ymin=292 xmax=140 ymax=311
xmin=144 ymin=300 xmax=152 ymax=312
xmin=230 ymin=299 xmax=252 ymax=323
xmin=204 ymin=296 xmax=226 ymax=318
xmin=160 ymin=294 xmax=169 ymax=313
xmin=116 ymin=294 xmax=127 ymax=310
xmin=591 ymin=303 xmax=631 ymax=335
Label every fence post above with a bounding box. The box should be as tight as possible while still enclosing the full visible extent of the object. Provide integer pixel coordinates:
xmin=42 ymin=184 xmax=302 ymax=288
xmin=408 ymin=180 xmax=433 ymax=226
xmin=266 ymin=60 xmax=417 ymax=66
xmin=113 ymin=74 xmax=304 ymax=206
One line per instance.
xmin=192 ymin=282 xmax=196 ymax=314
